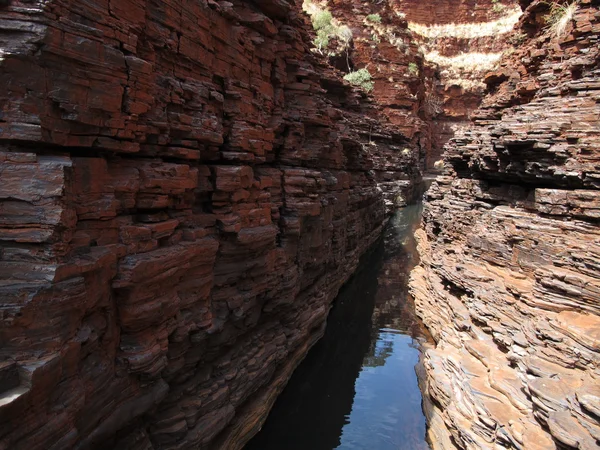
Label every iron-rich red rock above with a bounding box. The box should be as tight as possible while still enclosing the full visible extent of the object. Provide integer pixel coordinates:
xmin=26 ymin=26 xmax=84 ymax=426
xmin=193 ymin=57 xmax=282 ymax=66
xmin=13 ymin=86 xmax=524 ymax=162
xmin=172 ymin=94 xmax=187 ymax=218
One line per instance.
xmin=410 ymin=0 xmax=600 ymax=447
xmin=0 ymin=0 xmax=419 ymax=449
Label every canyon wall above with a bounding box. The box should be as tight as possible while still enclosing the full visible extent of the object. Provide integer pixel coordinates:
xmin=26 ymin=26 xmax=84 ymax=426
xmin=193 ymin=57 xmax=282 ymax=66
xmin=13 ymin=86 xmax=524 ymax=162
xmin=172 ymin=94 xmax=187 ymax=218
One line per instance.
xmin=396 ymin=0 xmax=521 ymax=169
xmin=318 ymin=0 xmax=427 ymax=208
xmin=0 ymin=0 xmax=419 ymax=448
xmin=321 ymin=0 xmax=521 ymax=178
xmin=411 ymin=0 xmax=600 ymax=448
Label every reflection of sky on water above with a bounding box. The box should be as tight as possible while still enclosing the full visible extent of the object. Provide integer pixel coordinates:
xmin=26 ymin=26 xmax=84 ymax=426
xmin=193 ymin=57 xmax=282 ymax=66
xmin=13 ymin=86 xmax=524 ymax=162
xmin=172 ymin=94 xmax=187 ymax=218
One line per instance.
xmin=246 ymin=203 xmax=431 ymax=450
xmin=337 ymin=331 xmax=428 ymax=450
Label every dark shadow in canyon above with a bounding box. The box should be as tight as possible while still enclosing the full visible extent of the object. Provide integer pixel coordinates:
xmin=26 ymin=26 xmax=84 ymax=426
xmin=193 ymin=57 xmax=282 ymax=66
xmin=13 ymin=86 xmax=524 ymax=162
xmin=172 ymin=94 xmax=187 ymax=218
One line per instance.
xmin=245 ymin=203 xmax=431 ymax=450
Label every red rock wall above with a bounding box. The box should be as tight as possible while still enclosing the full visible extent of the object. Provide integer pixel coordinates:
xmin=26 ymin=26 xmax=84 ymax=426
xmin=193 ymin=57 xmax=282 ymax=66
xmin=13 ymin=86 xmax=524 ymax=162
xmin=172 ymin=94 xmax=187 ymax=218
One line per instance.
xmin=325 ymin=0 xmax=427 ymax=207
xmin=410 ymin=0 xmax=600 ymax=448
xmin=391 ymin=0 xmax=514 ymax=25
xmin=0 ymin=1 xmax=418 ymax=448
xmin=393 ymin=0 xmax=521 ymax=171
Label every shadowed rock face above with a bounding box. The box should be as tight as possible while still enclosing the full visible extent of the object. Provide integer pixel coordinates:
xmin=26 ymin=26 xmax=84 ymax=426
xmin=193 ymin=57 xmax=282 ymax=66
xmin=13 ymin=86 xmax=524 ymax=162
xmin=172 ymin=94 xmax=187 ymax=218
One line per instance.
xmin=0 ymin=0 xmax=420 ymax=448
xmin=410 ymin=0 xmax=600 ymax=448
xmin=303 ymin=0 xmax=429 ymax=210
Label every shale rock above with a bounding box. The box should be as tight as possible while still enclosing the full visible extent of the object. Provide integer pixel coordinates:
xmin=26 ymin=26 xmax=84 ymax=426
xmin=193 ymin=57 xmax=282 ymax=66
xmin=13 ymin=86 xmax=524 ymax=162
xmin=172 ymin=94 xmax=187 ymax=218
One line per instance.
xmin=410 ymin=0 xmax=600 ymax=448
xmin=0 ymin=0 xmax=419 ymax=449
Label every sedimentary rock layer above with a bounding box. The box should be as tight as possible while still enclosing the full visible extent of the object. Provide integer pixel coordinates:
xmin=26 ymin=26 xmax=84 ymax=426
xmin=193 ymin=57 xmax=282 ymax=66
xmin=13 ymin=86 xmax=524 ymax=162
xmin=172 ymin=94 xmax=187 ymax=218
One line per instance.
xmin=309 ymin=0 xmax=427 ymax=208
xmin=399 ymin=0 xmax=521 ymax=168
xmin=0 ymin=0 xmax=418 ymax=448
xmin=411 ymin=0 xmax=600 ymax=448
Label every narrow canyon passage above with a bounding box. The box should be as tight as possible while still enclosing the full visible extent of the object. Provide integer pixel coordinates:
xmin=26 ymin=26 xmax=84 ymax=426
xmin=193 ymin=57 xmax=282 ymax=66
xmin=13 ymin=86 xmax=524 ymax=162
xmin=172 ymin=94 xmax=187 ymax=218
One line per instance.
xmin=0 ymin=0 xmax=599 ymax=448
xmin=246 ymin=203 xmax=431 ymax=450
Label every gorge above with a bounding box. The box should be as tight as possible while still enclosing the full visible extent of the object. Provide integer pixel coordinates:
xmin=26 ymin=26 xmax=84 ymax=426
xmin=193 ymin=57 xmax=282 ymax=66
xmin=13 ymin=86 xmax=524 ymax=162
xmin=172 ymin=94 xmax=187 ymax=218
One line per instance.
xmin=0 ymin=0 xmax=598 ymax=449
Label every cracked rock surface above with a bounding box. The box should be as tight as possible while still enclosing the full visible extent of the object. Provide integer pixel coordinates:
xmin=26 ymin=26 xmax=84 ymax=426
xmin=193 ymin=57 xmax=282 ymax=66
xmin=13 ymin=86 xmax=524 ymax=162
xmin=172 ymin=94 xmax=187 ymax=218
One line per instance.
xmin=0 ymin=0 xmax=419 ymax=448
xmin=410 ymin=0 xmax=600 ymax=448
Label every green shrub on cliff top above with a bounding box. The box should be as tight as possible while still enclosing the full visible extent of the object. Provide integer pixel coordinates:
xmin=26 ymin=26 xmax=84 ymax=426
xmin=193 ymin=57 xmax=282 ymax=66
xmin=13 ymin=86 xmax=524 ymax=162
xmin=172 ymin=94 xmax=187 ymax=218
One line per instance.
xmin=312 ymin=10 xmax=334 ymax=49
xmin=313 ymin=10 xmax=333 ymax=30
xmin=366 ymin=14 xmax=382 ymax=23
xmin=344 ymin=68 xmax=374 ymax=92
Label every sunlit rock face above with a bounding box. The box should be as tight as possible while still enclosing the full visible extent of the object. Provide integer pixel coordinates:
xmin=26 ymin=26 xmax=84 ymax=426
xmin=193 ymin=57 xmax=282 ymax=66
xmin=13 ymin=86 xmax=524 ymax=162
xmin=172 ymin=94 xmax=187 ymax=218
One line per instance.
xmin=394 ymin=0 xmax=522 ymax=169
xmin=0 ymin=0 xmax=421 ymax=448
xmin=303 ymin=0 xmax=428 ymax=209
xmin=410 ymin=0 xmax=600 ymax=448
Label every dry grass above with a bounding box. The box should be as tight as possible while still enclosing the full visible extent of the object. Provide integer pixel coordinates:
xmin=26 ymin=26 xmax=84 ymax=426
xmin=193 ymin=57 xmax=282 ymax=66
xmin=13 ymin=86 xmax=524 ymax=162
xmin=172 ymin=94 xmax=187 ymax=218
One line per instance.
xmin=545 ymin=2 xmax=577 ymax=38
xmin=423 ymin=93 xmax=444 ymax=116
xmin=408 ymin=8 xmax=522 ymax=39
xmin=444 ymin=78 xmax=487 ymax=91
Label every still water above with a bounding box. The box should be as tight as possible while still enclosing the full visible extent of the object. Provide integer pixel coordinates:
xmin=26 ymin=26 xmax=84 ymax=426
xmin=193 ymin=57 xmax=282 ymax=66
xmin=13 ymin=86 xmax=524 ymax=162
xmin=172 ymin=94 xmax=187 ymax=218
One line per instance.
xmin=246 ymin=203 xmax=431 ymax=450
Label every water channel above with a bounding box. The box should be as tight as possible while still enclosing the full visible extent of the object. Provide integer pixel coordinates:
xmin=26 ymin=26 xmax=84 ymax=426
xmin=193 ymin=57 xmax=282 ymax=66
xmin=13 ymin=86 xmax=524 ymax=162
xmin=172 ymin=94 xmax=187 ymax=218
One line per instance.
xmin=246 ymin=202 xmax=432 ymax=450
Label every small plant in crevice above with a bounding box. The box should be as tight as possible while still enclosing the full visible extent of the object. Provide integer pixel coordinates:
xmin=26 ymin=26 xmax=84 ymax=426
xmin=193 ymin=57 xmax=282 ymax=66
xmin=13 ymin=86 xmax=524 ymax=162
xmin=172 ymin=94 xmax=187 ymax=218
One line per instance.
xmin=408 ymin=62 xmax=419 ymax=76
xmin=491 ymin=0 xmax=506 ymax=13
xmin=433 ymin=160 xmax=445 ymax=171
xmin=344 ymin=68 xmax=374 ymax=92
xmin=366 ymin=13 xmax=382 ymax=23
xmin=544 ymin=1 xmax=577 ymax=38
xmin=303 ymin=0 xmax=353 ymax=54
xmin=508 ymin=31 xmax=527 ymax=45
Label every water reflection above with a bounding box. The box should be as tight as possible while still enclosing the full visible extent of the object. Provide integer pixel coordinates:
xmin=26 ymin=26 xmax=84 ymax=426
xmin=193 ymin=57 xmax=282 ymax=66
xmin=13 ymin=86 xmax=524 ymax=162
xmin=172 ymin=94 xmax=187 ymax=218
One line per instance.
xmin=245 ymin=204 xmax=431 ymax=450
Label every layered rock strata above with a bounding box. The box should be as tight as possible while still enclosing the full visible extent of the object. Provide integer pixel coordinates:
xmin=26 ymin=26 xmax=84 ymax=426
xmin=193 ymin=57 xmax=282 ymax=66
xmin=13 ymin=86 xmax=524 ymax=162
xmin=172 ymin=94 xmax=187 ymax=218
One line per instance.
xmin=396 ymin=0 xmax=521 ymax=168
xmin=411 ymin=0 xmax=600 ymax=448
xmin=309 ymin=0 xmax=427 ymax=209
xmin=0 ymin=0 xmax=419 ymax=448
